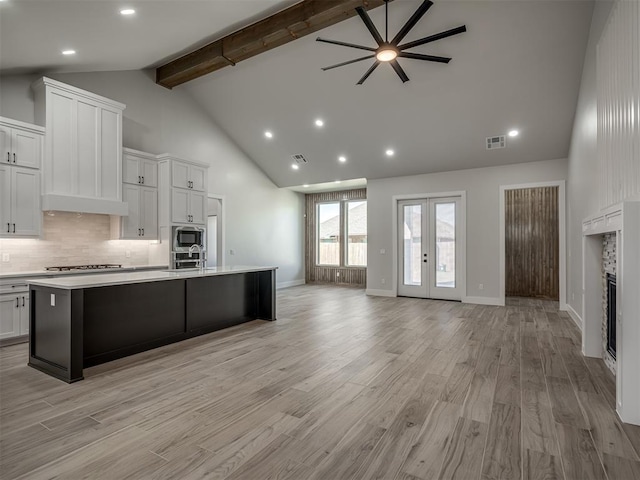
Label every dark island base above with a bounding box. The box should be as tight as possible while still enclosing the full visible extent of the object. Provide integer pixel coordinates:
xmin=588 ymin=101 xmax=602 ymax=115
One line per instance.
xmin=29 ymin=270 xmax=276 ymax=383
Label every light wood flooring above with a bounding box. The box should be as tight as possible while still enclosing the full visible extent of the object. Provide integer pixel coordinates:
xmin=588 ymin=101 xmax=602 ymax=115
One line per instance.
xmin=1 ymin=285 xmax=639 ymax=479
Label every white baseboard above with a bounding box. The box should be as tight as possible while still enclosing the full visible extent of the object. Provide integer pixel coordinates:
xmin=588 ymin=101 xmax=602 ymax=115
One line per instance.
xmin=277 ymin=279 xmax=305 ymax=290
xmin=365 ymin=289 xmax=396 ymax=297
xmin=566 ymin=303 xmax=583 ymax=331
xmin=462 ymin=296 xmax=504 ymax=306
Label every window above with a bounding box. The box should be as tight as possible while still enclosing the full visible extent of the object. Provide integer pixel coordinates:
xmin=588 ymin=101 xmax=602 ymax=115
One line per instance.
xmin=317 ymin=202 xmax=340 ymax=265
xmin=346 ymin=201 xmax=367 ymax=266
xmin=316 ymin=199 xmax=367 ymax=267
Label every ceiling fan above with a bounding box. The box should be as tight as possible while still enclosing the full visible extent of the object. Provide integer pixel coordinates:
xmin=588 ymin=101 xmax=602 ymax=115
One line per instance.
xmin=316 ymin=0 xmax=466 ymax=84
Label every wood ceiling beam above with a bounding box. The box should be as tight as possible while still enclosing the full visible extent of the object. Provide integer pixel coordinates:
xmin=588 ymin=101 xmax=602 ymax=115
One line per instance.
xmin=156 ymin=0 xmax=390 ymax=89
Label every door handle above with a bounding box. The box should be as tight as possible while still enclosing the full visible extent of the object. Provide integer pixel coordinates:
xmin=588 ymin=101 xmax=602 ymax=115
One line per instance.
xmin=22 ymin=296 xmax=25 ymax=307
xmin=138 ymin=228 xmax=141 ymax=236
xmin=141 ymin=176 xmax=144 ymax=184
xmin=16 ymin=297 xmax=19 ymax=308
xmin=6 ymin=223 xmax=9 ymax=233
xmin=12 ymin=223 xmax=15 ymax=233
xmin=141 ymin=228 xmax=144 ymax=236
xmin=138 ymin=176 xmax=141 ymax=184
xmin=13 ymin=153 xmax=16 ymax=163
xmin=6 ymin=152 xmax=9 ymax=163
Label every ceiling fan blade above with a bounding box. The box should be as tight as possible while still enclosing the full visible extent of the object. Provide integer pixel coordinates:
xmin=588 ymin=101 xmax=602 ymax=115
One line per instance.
xmin=355 ymin=7 xmax=384 ymax=46
xmin=398 ymin=25 xmax=467 ymax=51
xmin=399 ymin=52 xmax=451 ymax=63
xmin=391 ymin=0 xmax=433 ymax=45
xmin=356 ymin=61 xmax=380 ymax=85
xmin=316 ymin=37 xmax=376 ymax=52
xmin=322 ymin=55 xmax=376 ymax=71
xmin=390 ymin=60 xmax=410 ymax=83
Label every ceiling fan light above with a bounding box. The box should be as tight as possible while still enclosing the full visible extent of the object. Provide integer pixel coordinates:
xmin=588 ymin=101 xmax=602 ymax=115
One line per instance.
xmin=376 ymin=48 xmax=398 ymax=62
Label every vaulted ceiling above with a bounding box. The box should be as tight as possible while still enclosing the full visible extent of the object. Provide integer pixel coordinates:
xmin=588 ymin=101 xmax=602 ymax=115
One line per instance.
xmin=0 ymin=1 xmax=594 ymax=189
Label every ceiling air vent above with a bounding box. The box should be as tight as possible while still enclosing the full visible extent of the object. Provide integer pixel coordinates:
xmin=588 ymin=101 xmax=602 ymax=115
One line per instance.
xmin=291 ymin=154 xmax=308 ymax=164
xmin=486 ymin=135 xmax=506 ymax=150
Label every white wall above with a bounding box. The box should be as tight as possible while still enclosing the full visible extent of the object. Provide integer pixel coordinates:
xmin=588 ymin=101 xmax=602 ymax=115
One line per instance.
xmin=566 ymin=1 xmax=614 ymax=318
xmin=367 ymin=158 xmax=568 ymax=301
xmin=0 ymin=70 xmax=305 ymax=286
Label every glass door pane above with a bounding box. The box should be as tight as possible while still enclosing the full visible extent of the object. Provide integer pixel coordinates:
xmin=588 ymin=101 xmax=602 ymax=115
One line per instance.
xmin=435 ymin=202 xmax=456 ymax=288
xmin=403 ymin=204 xmax=423 ymax=286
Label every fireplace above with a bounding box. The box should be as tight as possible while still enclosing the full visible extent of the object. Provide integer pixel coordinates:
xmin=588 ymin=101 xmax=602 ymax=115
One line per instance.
xmin=606 ymin=273 xmax=616 ymax=359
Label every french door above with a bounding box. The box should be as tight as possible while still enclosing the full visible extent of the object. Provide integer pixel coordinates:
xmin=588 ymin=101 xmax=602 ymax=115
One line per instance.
xmin=398 ymin=197 xmax=462 ymax=300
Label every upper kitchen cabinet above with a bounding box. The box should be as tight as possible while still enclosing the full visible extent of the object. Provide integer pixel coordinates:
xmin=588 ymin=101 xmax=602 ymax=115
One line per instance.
xmin=157 ymin=154 xmax=208 ymax=227
xmin=0 ymin=165 xmax=41 ymax=237
xmin=123 ymin=148 xmax=158 ymax=187
xmin=170 ymin=159 xmax=206 ymax=191
xmin=0 ymin=117 xmax=44 ymax=169
xmin=32 ymin=77 xmax=128 ymax=216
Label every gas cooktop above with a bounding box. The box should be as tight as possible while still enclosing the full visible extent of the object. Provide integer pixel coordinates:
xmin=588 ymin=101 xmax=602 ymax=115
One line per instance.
xmin=45 ymin=264 xmax=123 ymax=272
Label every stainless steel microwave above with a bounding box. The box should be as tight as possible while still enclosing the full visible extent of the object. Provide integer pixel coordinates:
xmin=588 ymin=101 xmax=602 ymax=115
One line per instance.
xmin=172 ymin=226 xmax=205 ymax=252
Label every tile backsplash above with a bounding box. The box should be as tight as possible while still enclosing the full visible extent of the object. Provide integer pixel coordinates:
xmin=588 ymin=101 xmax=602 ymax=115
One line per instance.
xmin=0 ymin=212 xmax=153 ymax=273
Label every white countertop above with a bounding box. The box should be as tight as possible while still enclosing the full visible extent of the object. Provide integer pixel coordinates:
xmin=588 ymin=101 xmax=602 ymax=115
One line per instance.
xmin=0 ymin=265 xmax=169 ymax=282
xmin=28 ymin=266 xmax=277 ymax=290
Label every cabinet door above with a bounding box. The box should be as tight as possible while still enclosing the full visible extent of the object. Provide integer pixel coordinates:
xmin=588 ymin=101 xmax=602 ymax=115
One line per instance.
xmin=100 ymin=108 xmax=120 ymax=200
xmin=0 ymin=126 xmax=10 ymax=165
xmin=190 ymin=165 xmax=207 ymax=192
xmin=12 ymin=129 xmax=40 ymax=169
xmin=0 ymin=295 xmax=20 ymax=340
xmin=19 ymin=294 xmax=29 ymax=335
xmin=140 ymin=159 xmax=157 ymax=188
xmin=48 ymin=90 xmax=75 ymax=194
xmin=12 ymin=168 xmax=40 ymax=236
xmin=76 ymin=99 xmax=99 ymax=197
xmin=190 ymin=191 xmax=207 ymax=225
xmin=140 ymin=187 xmax=158 ymax=239
xmin=172 ymin=161 xmax=190 ymax=189
xmin=122 ymin=154 xmax=140 ymax=185
xmin=0 ymin=165 xmax=10 ymax=235
xmin=171 ymin=188 xmax=190 ymax=223
xmin=121 ymin=184 xmax=141 ymax=239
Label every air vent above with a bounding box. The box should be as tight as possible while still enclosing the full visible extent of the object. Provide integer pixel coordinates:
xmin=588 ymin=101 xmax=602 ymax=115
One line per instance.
xmin=486 ymin=135 xmax=506 ymax=150
xmin=291 ymin=154 xmax=308 ymax=164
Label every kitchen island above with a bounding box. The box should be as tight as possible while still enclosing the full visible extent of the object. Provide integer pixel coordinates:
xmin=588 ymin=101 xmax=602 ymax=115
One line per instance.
xmin=28 ymin=266 xmax=276 ymax=383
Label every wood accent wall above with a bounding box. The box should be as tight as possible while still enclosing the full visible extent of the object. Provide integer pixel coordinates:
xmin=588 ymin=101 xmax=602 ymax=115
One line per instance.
xmin=597 ymin=0 xmax=640 ymax=208
xmin=305 ymin=189 xmax=367 ymax=286
xmin=505 ymin=187 xmax=559 ymax=300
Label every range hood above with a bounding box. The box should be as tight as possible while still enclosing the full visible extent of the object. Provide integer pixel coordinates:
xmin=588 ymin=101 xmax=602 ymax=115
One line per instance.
xmin=42 ymin=194 xmax=129 ymax=216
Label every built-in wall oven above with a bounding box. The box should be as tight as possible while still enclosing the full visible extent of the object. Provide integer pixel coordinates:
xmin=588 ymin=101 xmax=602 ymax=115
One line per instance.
xmin=172 ymin=226 xmax=206 ymax=269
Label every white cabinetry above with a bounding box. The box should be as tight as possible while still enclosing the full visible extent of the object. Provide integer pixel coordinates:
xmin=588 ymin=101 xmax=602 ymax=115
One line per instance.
xmin=171 ymin=160 xmax=206 ymax=191
xmin=0 ymin=165 xmax=41 ymax=237
xmin=0 ymin=280 xmax=29 ymax=341
xmin=32 ymin=77 xmax=128 ymax=215
xmin=158 ymin=155 xmax=208 ymax=227
xmin=112 ymin=148 xmax=159 ymax=240
xmin=0 ymin=117 xmax=43 ymax=169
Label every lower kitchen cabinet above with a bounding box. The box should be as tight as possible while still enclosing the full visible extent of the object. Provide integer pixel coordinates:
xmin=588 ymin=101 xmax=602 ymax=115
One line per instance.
xmin=0 ymin=291 xmax=29 ymax=340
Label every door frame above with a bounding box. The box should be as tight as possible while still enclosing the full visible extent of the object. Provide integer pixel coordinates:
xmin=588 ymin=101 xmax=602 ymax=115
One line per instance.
xmin=499 ymin=181 xmax=566 ymax=309
xmin=392 ymin=191 xmax=467 ymax=299
xmin=207 ymin=194 xmax=226 ymax=266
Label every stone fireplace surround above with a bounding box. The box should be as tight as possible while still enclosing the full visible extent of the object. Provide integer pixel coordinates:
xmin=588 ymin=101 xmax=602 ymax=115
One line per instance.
xmin=582 ymin=201 xmax=640 ymax=426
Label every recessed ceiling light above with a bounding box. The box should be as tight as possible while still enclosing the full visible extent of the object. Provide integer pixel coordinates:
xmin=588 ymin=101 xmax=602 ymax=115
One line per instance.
xmin=264 ymin=131 xmax=273 ymax=139
xmin=315 ymin=119 xmax=324 ymax=127
xmin=508 ymin=129 xmax=519 ymax=137
xmin=338 ymin=156 xmax=347 ymax=163
xmin=291 ymin=164 xmax=299 ymax=170
xmin=62 ymin=49 xmax=76 ymax=55
xmin=303 ymin=184 xmax=309 ymax=188
xmin=120 ymin=8 xmax=135 ymax=15
xmin=385 ymin=149 xmax=395 ymax=157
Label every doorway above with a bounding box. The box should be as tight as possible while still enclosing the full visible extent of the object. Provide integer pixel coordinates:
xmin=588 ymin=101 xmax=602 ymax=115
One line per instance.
xmin=504 ymin=186 xmax=559 ymax=300
xmin=397 ymin=196 xmax=463 ymax=300
xmin=206 ymin=196 xmax=224 ymax=267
